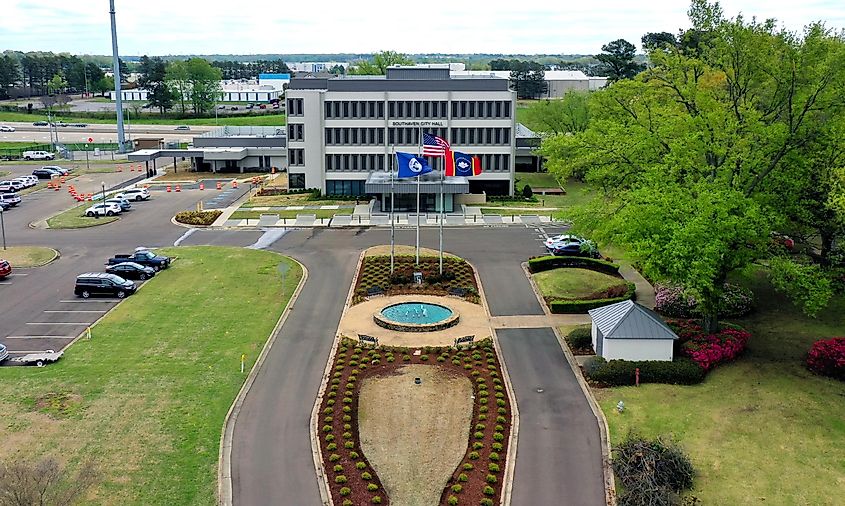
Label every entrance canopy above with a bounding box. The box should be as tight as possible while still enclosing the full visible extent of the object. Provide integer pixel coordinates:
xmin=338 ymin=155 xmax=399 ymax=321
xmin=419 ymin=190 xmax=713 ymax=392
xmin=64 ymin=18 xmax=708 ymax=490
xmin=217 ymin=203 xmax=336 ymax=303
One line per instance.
xmin=365 ymin=171 xmax=469 ymax=195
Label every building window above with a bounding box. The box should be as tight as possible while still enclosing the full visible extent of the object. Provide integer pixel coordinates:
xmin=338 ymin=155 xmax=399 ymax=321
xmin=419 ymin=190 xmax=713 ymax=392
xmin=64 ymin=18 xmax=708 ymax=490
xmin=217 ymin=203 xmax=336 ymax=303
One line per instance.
xmin=287 ymin=98 xmax=303 ymax=116
xmin=288 ymin=123 xmax=304 ymax=142
xmin=288 ymin=148 xmax=304 ymax=166
xmin=326 ymin=180 xmax=366 ymax=196
xmin=289 ymin=173 xmax=306 ymax=189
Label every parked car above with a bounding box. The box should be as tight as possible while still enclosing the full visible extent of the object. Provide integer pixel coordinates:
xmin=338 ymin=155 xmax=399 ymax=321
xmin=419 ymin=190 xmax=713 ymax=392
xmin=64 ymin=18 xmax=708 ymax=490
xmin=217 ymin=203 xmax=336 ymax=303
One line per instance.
xmin=32 ymin=167 xmax=61 ymax=179
xmin=0 ymin=180 xmax=24 ymax=193
xmin=548 ymin=239 xmax=601 ymax=258
xmin=544 ymin=234 xmax=585 ymax=250
xmin=174 ymin=125 xmax=190 ymax=131
xmin=41 ymin=165 xmax=70 ymax=175
xmin=246 ymin=104 xmax=254 ymax=109
xmin=114 ymin=187 xmax=150 ymax=201
xmin=74 ymin=272 xmax=136 ymax=299
xmin=32 ymin=121 xmax=49 ymax=126
xmin=104 ymin=197 xmax=131 ymax=211
xmin=71 ymin=123 xmax=88 ymax=128
xmin=0 ymin=258 xmax=11 ymax=279
xmin=105 ymin=261 xmax=155 ymax=280
xmin=259 ymin=104 xmax=267 ymax=109
xmin=272 ymin=103 xmax=280 ymax=109
xmin=12 ymin=177 xmax=35 ymax=188
xmin=217 ymin=104 xmax=226 ymax=110
xmin=230 ymin=106 xmax=239 ymax=111
xmin=0 ymin=125 xmax=15 ymax=132
xmin=0 ymin=343 xmax=8 ymax=363
xmin=107 ymin=250 xmax=171 ymax=271
xmin=85 ymin=202 xmax=122 ymax=217
xmin=0 ymin=201 xmax=11 ymax=211
xmin=0 ymin=193 xmax=22 ymax=207
xmin=23 ymin=150 xmax=55 ymax=160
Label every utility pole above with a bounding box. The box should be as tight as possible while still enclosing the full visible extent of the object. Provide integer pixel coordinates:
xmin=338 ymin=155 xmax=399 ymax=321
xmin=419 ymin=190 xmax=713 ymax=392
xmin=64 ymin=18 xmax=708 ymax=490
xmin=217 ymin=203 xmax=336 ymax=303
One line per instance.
xmin=109 ymin=0 xmax=127 ymax=153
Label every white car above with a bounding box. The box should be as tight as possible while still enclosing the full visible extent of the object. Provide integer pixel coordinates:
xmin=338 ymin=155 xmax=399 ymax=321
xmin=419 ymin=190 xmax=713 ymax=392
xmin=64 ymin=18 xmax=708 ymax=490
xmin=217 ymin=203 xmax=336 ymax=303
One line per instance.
xmin=114 ymin=187 xmax=151 ymax=201
xmin=85 ymin=202 xmax=122 ymax=217
xmin=544 ymin=234 xmax=585 ymax=249
xmin=41 ymin=165 xmax=70 ymax=175
xmin=22 ymin=150 xmax=55 ymax=161
xmin=12 ymin=176 xmax=36 ymax=188
xmin=0 ymin=343 xmax=8 ymax=363
xmin=0 ymin=125 xmax=15 ymax=132
xmin=0 ymin=180 xmax=25 ymax=192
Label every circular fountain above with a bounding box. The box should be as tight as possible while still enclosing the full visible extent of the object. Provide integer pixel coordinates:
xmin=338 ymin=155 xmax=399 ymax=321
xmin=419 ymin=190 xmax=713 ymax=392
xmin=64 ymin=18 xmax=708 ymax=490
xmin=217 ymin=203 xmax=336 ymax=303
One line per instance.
xmin=374 ymin=302 xmax=460 ymax=332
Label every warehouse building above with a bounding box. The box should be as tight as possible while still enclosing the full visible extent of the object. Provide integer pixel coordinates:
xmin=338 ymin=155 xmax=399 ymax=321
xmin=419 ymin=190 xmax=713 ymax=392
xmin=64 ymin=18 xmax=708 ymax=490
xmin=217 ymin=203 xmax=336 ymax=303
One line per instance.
xmin=285 ymin=66 xmax=516 ymax=209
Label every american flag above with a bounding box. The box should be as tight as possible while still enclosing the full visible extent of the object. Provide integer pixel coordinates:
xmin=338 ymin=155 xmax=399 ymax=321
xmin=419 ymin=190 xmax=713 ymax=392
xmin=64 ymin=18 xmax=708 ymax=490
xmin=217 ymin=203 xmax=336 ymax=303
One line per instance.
xmin=423 ymin=132 xmax=450 ymax=157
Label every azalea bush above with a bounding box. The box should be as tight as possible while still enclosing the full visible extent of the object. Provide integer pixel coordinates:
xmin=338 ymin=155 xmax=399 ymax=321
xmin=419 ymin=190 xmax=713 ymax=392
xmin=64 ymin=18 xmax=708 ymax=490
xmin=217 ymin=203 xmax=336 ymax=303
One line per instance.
xmin=806 ymin=337 xmax=845 ymax=381
xmin=670 ymin=320 xmax=751 ymax=371
xmin=655 ymin=283 xmax=754 ymax=318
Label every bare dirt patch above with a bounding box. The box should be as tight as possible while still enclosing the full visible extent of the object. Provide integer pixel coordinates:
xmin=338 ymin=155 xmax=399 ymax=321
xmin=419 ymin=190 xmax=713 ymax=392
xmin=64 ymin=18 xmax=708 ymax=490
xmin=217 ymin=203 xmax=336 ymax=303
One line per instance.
xmin=33 ymin=391 xmax=83 ymax=419
xmin=359 ymin=365 xmax=473 ymax=506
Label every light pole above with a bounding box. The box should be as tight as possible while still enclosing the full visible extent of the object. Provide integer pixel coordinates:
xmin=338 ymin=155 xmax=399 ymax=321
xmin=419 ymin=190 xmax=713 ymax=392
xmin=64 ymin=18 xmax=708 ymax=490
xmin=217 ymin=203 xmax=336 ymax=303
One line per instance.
xmin=0 ymin=208 xmax=6 ymax=250
xmin=101 ymin=181 xmax=106 ymax=203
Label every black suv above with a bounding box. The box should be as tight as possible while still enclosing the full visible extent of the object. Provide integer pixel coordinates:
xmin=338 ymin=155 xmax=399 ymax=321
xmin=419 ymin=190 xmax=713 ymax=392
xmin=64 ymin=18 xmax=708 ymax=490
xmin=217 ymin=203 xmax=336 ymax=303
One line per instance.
xmin=74 ymin=273 xmax=136 ymax=299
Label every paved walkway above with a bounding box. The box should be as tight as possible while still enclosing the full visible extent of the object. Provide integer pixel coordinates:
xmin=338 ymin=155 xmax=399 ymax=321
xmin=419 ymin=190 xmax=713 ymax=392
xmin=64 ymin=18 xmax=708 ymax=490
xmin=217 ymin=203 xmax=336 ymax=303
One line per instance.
xmin=619 ymin=263 xmax=656 ymax=308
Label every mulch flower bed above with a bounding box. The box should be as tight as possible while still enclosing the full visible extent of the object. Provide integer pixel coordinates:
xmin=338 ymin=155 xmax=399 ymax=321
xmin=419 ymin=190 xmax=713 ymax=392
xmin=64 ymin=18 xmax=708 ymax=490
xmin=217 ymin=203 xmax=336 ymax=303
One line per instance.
xmin=317 ymin=337 xmax=512 ymax=506
xmin=353 ymin=255 xmax=479 ymax=305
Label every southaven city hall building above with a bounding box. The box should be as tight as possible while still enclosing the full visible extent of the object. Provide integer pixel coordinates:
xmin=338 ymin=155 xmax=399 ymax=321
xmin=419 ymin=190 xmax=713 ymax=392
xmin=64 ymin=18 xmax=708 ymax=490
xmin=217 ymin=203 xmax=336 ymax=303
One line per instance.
xmin=285 ymin=66 xmax=516 ymax=213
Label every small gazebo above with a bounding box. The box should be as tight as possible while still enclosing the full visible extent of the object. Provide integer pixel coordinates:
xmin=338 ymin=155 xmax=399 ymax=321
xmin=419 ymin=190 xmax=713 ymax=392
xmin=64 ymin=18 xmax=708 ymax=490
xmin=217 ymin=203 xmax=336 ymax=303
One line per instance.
xmin=587 ymin=300 xmax=679 ymax=361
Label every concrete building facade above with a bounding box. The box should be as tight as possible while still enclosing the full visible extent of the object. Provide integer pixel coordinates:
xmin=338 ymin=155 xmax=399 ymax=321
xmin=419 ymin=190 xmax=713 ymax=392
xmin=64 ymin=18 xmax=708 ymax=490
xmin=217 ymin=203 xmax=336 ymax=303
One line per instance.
xmin=285 ymin=66 xmax=516 ymax=203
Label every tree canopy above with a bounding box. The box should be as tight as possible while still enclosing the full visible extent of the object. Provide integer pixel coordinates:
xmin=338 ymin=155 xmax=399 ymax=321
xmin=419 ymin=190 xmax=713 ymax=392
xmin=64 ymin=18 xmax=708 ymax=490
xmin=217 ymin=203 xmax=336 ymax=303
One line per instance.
xmin=521 ymin=92 xmax=590 ymax=134
xmin=595 ymin=39 xmax=644 ymax=82
xmin=349 ymin=51 xmax=413 ymax=75
xmin=542 ymin=0 xmax=845 ymax=328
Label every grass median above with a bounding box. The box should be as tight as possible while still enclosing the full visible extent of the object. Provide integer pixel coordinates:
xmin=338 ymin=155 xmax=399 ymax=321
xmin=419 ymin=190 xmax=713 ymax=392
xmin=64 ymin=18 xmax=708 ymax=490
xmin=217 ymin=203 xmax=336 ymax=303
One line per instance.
xmin=230 ymin=208 xmax=353 ymax=220
xmin=0 ymin=246 xmax=302 ymax=505
xmin=46 ymin=202 xmax=119 ymax=229
xmin=0 ymin=245 xmax=57 ymax=266
xmin=533 ymin=267 xmax=628 ymax=299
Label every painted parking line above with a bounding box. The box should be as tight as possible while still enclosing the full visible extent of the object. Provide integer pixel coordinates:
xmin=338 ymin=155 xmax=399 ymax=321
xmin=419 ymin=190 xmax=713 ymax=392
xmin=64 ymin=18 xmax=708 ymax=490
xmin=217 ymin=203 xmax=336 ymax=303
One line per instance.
xmin=44 ymin=309 xmax=108 ymax=313
xmin=0 ymin=282 xmax=11 ymax=285
xmin=26 ymin=322 xmax=89 ymax=326
xmin=8 ymin=273 xmax=29 ymax=277
xmin=4 ymin=335 xmax=76 ymax=339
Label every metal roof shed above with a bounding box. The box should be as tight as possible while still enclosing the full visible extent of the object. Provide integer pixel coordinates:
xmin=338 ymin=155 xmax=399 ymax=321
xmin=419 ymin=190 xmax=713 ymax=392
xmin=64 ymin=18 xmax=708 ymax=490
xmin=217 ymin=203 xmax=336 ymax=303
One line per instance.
xmin=587 ymin=300 xmax=678 ymax=361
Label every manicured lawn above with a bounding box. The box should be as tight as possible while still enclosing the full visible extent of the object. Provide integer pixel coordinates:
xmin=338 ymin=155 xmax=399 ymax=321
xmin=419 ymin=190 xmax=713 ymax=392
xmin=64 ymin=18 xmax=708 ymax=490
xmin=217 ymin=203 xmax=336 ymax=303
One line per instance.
xmin=515 ymin=171 xmax=560 ymax=189
xmin=0 ymin=141 xmax=41 ymax=150
xmin=46 ymin=203 xmax=119 ymax=229
xmin=594 ymin=269 xmax=845 ymax=505
xmin=0 ymin=247 xmax=301 ymax=505
xmin=480 ymin=208 xmax=553 ymax=216
xmin=0 ymin=245 xmax=57 ymax=267
xmin=533 ymin=268 xmax=627 ymax=299
xmin=230 ymin=208 xmax=353 ymax=220
xmin=0 ymin=110 xmax=286 ymax=127
xmin=241 ymin=194 xmax=354 ymax=208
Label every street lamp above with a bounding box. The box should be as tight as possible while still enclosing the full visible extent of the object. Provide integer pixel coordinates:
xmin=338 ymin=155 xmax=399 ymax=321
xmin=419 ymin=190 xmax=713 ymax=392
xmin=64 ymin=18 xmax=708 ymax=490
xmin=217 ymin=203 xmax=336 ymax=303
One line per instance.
xmin=0 ymin=207 xmax=6 ymax=250
xmin=101 ymin=181 xmax=106 ymax=203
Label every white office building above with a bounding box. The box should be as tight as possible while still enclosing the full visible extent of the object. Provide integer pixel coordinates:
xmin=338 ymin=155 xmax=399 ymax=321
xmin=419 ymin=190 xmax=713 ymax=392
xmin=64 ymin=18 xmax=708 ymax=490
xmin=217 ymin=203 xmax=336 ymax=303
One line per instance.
xmin=110 ymin=73 xmax=289 ymax=103
xmin=285 ymin=66 xmax=516 ymax=212
xmin=450 ymin=70 xmax=608 ymax=97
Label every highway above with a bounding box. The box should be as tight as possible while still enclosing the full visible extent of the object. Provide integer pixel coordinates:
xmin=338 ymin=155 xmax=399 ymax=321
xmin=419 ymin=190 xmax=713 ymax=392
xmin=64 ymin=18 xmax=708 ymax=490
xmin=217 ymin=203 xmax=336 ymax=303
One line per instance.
xmin=0 ymin=121 xmax=214 ymax=145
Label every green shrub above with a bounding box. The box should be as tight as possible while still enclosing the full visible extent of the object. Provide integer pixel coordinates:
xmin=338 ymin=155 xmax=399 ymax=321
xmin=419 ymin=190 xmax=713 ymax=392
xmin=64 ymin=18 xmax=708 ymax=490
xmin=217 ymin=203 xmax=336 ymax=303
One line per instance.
xmin=343 ymin=406 xmax=351 ymax=413
xmin=493 ymin=432 xmax=504 ymax=441
xmin=486 ymin=474 xmax=497 ymax=484
xmin=492 ymin=442 xmax=503 ymax=451
xmin=324 ymin=416 xmax=333 ymax=423
xmin=488 ymin=463 xmax=500 ymax=473
xmin=322 ymin=425 xmax=332 ymax=433
xmin=343 ymin=423 xmax=351 ymax=430
xmin=584 ymin=357 xmax=706 ymax=386
xmin=361 ymin=472 xmax=372 ymax=480
xmin=329 ymin=453 xmax=340 ymax=462
xmin=371 ymin=496 xmax=382 ymax=504
xmin=343 ymin=500 xmax=353 ymax=506
xmin=342 ymin=431 xmax=352 ymax=439
xmin=496 ymin=416 xmax=506 ymax=424
xmin=174 ymin=210 xmax=222 ymax=226
xmin=324 ymin=433 xmax=335 ymax=441
xmin=497 ymin=407 xmax=506 ymax=415
xmin=344 ymin=441 xmax=354 ymax=449
xmin=323 ymin=407 xmax=334 ymax=415
xmin=339 ymin=487 xmax=351 ymax=496
xmin=403 ymin=354 xmax=411 ymax=361
xmin=420 ymin=354 xmax=429 ymax=361
xmin=448 ymin=496 xmax=459 ymax=506
xmin=475 ymin=423 xmax=486 ymax=430
xmin=333 ymin=464 xmax=343 ymax=472
xmin=566 ymin=326 xmax=593 ymax=350
xmin=356 ymin=461 xmax=366 ymax=470
xmin=326 ymin=443 xmax=337 ymax=451
xmin=527 ymin=255 xmax=620 ymax=275
xmin=326 ymin=399 xmax=335 ymax=406
xmin=480 ymin=499 xmax=494 ymax=506
xmin=472 ymin=442 xmax=484 ymax=450
xmin=452 ymin=484 xmax=463 ymax=493
xmin=489 ymin=452 xmax=500 ymax=461
xmin=474 ymin=431 xmax=484 ymax=439
xmin=469 ymin=451 xmax=480 ymax=460
xmin=458 ymin=472 xmax=468 ymax=482
xmin=335 ymin=475 xmax=347 ymax=484
xmin=483 ymin=485 xmax=495 ymax=496
xmin=463 ymin=463 xmax=474 ymax=471
xmin=478 ymin=414 xmax=487 ymax=421
xmin=349 ymin=451 xmax=359 ymax=459
xmin=367 ymin=483 xmax=378 ymax=492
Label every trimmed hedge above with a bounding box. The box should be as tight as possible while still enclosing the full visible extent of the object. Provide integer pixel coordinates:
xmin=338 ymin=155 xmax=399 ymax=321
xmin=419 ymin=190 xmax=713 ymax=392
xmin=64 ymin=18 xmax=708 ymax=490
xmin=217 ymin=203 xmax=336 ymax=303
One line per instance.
xmin=174 ymin=210 xmax=222 ymax=226
xmin=566 ymin=326 xmax=593 ymax=350
xmin=549 ymin=282 xmax=636 ymax=314
xmin=528 ymin=255 xmax=620 ymax=276
xmin=583 ymin=356 xmax=705 ymax=386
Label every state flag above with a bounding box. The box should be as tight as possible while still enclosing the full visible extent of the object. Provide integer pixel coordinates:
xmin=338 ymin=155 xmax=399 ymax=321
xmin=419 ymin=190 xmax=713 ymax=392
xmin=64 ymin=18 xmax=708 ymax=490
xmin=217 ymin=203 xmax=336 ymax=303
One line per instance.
xmin=445 ymin=150 xmax=482 ymax=177
xmin=396 ymin=152 xmax=433 ymax=178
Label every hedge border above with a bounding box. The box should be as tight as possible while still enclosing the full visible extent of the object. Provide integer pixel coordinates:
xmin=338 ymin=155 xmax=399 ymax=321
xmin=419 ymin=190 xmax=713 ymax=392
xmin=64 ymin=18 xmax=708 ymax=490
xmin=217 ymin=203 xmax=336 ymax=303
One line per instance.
xmin=527 ymin=255 xmax=621 ymax=276
xmin=549 ymin=283 xmax=636 ymax=314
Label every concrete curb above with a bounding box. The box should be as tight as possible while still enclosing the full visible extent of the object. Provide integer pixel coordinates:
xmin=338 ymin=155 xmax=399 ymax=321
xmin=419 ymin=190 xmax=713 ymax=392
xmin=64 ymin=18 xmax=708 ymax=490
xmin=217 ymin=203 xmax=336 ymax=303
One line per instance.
xmin=469 ymin=260 xmax=520 ymax=506
xmin=520 ymin=264 xmax=617 ymax=505
xmin=217 ymin=258 xmax=308 ymax=506
xmin=308 ymin=249 xmax=367 ymax=506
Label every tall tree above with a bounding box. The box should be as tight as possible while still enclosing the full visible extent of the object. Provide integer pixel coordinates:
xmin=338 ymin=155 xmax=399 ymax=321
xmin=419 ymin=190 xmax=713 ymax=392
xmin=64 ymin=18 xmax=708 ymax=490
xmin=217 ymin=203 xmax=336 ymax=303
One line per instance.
xmin=543 ymin=1 xmax=845 ymax=330
xmin=509 ymin=61 xmax=548 ymax=99
xmin=350 ymin=51 xmax=413 ymax=75
xmin=185 ymin=58 xmax=222 ymax=114
xmin=165 ymin=60 xmax=191 ymax=113
xmin=0 ymin=55 xmax=20 ymax=98
xmin=595 ymin=39 xmax=644 ymax=82
xmin=139 ymin=55 xmax=173 ymax=113
xmin=522 ymin=91 xmax=590 ymax=134
xmin=641 ymin=32 xmax=679 ymax=52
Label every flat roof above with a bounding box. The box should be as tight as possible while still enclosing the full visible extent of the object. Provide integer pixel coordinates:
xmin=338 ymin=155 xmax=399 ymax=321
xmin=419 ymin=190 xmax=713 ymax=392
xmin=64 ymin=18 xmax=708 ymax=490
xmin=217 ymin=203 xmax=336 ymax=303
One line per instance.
xmin=365 ymin=171 xmax=469 ymax=194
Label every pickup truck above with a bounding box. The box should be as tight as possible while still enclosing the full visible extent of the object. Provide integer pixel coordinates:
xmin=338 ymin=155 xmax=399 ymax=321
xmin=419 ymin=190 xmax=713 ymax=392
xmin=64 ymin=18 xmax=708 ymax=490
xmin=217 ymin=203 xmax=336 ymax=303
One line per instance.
xmin=107 ymin=250 xmax=171 ymax=271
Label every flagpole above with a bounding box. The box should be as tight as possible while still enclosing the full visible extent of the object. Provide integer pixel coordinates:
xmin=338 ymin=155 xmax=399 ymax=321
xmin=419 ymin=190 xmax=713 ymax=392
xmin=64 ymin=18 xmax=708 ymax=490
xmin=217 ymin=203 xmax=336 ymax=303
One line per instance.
xmin=415 ymin=127 xmax=422 ymax=266
xmin=439 ymin=160 xmax=444 ymax=275
xmin=390 ymin=148 xmax=395 ymax=275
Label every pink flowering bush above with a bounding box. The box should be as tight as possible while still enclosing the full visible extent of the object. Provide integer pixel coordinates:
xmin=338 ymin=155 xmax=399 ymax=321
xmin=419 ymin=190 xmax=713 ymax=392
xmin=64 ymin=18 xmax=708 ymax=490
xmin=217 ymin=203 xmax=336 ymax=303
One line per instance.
xmin=806 ymin=338 xmax=845 ymax=381
xmin=670 ymin=320 xmax=751 ymax=371
xmin=655 ymin=283 xmax=754 ymax=318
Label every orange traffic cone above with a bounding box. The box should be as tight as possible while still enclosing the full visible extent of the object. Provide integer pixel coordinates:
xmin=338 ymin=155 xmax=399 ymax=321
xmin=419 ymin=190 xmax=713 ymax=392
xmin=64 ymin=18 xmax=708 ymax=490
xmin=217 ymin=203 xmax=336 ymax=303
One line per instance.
xmin=87 ymin=194 xmax=93 ymax=201
xmin=117 ymin=166 xmax=122 ymax=172
xmin=199 ymin=182 xmax=204 ymax=191
xmin=232 ymin=180 xmax=238 ymax=189
xmin=216 ymin=181 xmax=222 ymax=190
xmin=166 ymin=185 xmax=172 ymax=192
xmin=175 ymin=185 xmax=181 ymax=192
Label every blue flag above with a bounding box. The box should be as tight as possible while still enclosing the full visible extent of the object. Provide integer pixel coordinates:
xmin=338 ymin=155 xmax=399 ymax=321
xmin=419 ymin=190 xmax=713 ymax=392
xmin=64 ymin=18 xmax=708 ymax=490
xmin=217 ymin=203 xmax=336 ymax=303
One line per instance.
xmin=396 ymin=152 xmax=433 ymax=179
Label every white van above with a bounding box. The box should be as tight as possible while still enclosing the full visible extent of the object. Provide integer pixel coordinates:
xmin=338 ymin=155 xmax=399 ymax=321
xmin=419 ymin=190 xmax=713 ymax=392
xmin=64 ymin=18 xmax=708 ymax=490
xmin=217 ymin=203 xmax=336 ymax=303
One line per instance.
xmin=22 ymin=151 xmax=55 ymax=161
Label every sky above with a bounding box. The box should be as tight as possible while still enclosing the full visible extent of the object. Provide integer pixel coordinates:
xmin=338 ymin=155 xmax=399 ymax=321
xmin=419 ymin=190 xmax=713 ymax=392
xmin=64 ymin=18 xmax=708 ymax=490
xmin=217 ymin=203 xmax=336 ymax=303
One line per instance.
xmin=1 ymin=0 xmax=843 ymax=56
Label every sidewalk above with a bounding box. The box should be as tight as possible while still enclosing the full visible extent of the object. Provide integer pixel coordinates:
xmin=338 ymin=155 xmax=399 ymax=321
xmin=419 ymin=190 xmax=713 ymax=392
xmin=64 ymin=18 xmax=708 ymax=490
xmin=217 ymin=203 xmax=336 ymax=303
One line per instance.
xmin=619 ymin=264 xmax=656 ymax=308
xmin=217 ymin=213 xmax=558 ymax=228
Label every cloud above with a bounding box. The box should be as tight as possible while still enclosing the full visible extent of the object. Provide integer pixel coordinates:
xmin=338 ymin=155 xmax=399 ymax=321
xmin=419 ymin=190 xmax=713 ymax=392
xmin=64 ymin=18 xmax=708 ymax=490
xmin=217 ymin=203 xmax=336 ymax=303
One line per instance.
xmin=0 ymin=0 xmax=842 ymax=56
